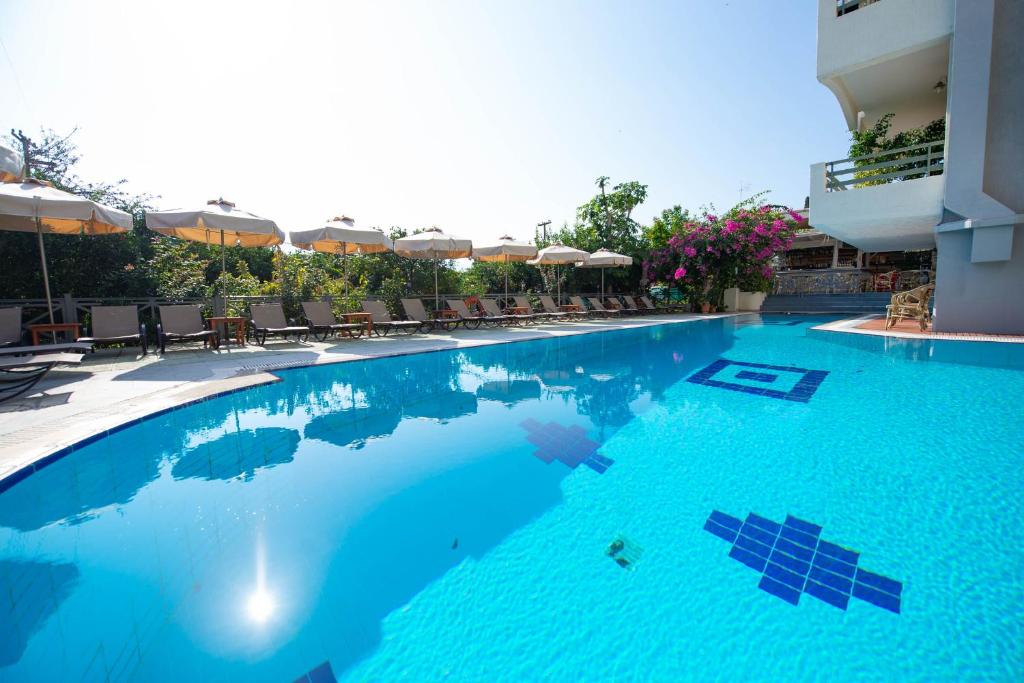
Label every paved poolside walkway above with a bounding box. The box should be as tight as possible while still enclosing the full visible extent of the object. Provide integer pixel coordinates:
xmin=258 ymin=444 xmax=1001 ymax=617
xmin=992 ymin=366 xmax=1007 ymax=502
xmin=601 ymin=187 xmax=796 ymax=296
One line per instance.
xmin=813 ymin=314 xmax=1024 ymax=344
xmin=0 ymin=313 xmax=732 ymax=484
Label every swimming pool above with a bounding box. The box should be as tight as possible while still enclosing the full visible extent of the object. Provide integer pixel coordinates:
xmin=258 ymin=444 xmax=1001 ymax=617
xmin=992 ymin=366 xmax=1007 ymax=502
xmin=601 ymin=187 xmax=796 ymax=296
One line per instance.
xmin=1 ymin=316 xmax=1022 ymax=681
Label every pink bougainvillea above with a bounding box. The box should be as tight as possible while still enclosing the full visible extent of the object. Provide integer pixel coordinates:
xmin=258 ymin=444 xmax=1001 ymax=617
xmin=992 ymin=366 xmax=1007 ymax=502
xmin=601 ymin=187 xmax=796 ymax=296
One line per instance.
xmin=643 ymin=204 xmax=804 ymax=307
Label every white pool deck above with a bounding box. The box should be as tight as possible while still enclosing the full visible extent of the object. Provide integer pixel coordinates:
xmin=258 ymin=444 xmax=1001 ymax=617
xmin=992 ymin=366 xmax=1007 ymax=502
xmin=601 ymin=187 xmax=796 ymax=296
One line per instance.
xmin=0 ymin=313 xmax=736 ymax=484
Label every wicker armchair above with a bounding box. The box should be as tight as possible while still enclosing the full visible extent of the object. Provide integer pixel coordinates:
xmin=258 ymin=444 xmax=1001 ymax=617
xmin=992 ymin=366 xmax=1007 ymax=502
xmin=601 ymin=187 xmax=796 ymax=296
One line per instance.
xmin=885 ymin=283 xmax=934 ymax=331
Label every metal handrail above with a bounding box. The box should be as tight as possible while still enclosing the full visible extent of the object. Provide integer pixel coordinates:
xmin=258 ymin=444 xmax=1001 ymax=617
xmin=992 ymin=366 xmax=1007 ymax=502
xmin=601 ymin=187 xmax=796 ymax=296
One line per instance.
xmin=824 ymin=141 xmax=944 ymax=192
xmin=836 ymin=0 xmax=881 ymax=17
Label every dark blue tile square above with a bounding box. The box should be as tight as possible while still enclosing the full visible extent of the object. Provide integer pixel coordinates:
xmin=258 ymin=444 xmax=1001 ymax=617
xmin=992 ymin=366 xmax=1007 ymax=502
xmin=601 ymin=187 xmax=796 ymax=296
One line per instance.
xmin=855 ymin=569 xmax=903 ymax=597
xmin=812 ymin=553 xmax=857 ymax=579
xmin=816 ymin=540 xmax=860 ymax=565
xmin=307 ymin=661 xmax=337 ymax=683
xmin=852 ymin=582 xmax=901 ymax=613
xmin=784 ymin=515 xmax=823 ymax=536
xmin=758 ymin=575 xmax=801 ymax=605
xmin=729 ymin=545 xmax=768 ymax=572
xmin=805 ymin=579 xmax=851 ymax=610
xmin=779 ymin=525 xmax=819 ymax=549
xmin=809 ymin=565 xmax=853 ymax=594
xmin=765 ymin=562 xmax=807 ymax=590
xmin=774 ymin=537 xmax=814 ymax=562
xmin=735 ymin=370 xmax=778 ymax=383
xmin=739 ymin=522 xmax=778 ymax=547
xmin=745 ymin=513 xmax=782 ymax=535
xmin=769 ymin=549 xmax=810 ymax=576
xmin=734 ymin=533 xmax=772 ymax=559
xmin=686 ymin=359 xmax=829 ymax=403
xmin=704 ymin=519 xmax=738 ymax=543
xmin=709 ymin=510 xmax=743 ymax=531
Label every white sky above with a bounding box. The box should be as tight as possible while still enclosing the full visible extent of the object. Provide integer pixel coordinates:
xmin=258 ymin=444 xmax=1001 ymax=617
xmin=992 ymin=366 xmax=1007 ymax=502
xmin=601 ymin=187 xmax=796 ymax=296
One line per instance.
xmin=0 ymin=0 xmax=851 ymax=244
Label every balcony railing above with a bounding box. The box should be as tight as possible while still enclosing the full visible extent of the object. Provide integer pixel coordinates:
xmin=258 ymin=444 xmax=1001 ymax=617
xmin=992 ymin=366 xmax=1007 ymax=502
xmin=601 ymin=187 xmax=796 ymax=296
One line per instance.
xmin=824 ymin=140 xmax=944 ymax=192
xmin=836 ymin=0 xmax=882 ymax=17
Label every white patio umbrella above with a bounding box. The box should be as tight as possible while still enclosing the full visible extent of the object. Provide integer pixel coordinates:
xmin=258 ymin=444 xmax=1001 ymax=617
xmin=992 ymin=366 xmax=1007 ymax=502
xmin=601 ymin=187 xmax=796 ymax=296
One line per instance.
xmin=0 ymin=142 xmax=24 ymax=182
xmin=290 ymin=216 xmax=394 ymax=298
xmin=578 ymin=248 xmax=633 ymax=297
xmin=393 ymin=227 xmax=472 ymax=308
xmin=145 ymin=198 xmax=285 ymax=276
xmin=527 ymin=244 xmax=590 ymax=306
xmin=472 ymin=235 xmax=538 ymax=305
xmin=0 ymin=178 xmax=132 ymax=323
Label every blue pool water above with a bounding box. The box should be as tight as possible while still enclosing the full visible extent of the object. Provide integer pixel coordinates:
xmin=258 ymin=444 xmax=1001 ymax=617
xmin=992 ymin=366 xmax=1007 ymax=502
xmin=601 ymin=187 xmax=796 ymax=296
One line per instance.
xmin=1 ymin=316 xmax=1023 ymax=682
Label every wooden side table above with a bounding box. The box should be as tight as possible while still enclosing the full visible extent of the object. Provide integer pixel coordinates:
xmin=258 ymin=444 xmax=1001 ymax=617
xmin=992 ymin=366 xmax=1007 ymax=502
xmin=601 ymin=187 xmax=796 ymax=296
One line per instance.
xmin=341 ymin=312 xmax=373 ymax=335
xmin=507 ymin=306 xmax=529 ymax=315
xmin=207 ymin=316 xmax=247 ymax=347
xmin=29 ymin=323 xmax=82 ymax=345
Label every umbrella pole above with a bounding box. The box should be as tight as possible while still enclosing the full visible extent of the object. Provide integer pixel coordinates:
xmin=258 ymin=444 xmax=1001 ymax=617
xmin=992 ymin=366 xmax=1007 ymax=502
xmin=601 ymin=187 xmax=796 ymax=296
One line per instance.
xmin=221 ymin=229 xmax=226 ymax=277
xmin=35 ymin=215 xmax=55 ymax=325
xmin=601 ymin=267 xmax=605 ymax=299
xmin=434 ymin=257 xmax=439 ymax=309
xmin=504 ymin=254 xmax=509 ymax=307
xmin=343 ymin=242 xmax=349 ymax=299
xmin=556 ymin=264 xmax=560 ymax=306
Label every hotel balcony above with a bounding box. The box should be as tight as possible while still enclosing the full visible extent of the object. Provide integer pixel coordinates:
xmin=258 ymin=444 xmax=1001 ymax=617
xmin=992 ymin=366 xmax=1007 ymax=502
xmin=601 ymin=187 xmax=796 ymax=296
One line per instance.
xmin=818 ymin=0 xmax=953 ymax=132
xmin=809 ymin=141 xmax=945 ymax=251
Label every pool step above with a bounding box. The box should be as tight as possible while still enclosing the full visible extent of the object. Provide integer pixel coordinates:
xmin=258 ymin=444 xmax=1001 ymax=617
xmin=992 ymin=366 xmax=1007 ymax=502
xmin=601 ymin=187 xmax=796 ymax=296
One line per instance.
xmin=761 ymin=293 xmax=893 ymax=314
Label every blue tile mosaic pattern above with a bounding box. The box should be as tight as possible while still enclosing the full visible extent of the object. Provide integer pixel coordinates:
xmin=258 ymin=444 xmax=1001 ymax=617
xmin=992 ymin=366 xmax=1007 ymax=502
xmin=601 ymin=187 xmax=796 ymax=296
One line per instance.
xmin=292 ymin=660 xmax=337 ymax=683
xmin=687 ymin=359 xmax=828 ymax=403
xmin=519 ymin=419 xmax=613 ymax=473
xmin=703 ymin=510 xmax=902 ymax=613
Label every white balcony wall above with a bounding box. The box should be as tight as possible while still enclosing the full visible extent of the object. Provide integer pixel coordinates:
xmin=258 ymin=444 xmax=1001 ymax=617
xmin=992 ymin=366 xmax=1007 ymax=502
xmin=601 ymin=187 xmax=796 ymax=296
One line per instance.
xmin=809 ymin=162 xmax=944 ymax=251
xmin=818 ymin=0 xmax=953 ymax=130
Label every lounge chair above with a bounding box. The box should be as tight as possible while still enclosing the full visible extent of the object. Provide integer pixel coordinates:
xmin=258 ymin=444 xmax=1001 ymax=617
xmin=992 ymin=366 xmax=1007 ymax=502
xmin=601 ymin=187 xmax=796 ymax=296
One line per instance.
xmin=301 ymin=301 xmax=365 ymax=341
xmin=585 ymin=297 xmax=621 ymax=317
xmin=622 ymin=296 xmax=646 ymax=315
xmin=514 ymin=296 xmax=561 ymax=322
xmin=540 ymin=295 xmax=584 ymax=320
xmin=640 ymin=296 xmax=671 ymax=314
xmin=0 ymin=307 xmax=23 ymax=347
xmin=77 ymin=306 xmax=148 ymax=355
xmin=480 ymin=298 xmax=534 ymax=326
xmin=361 ymin=300 xmax=423 ymax=336
xmin=401 ymin=298 xmax=457 ymax=332
xmin=249 ymin=303 xmax=310 ymax=345
xmin=0 ymin=352 xmax=84 ymax=404
xmin=445 ymin=300 xmax=492 ymax=329
xmin=157 ymin=305 xmax=220 ymax=353
xmin=604 ymin=296 xmax=639 ymax=315
xmin=0 ymin=342 xmax=92 ymax=357
xmin=885 ymin=283 xmax=934 ymax=331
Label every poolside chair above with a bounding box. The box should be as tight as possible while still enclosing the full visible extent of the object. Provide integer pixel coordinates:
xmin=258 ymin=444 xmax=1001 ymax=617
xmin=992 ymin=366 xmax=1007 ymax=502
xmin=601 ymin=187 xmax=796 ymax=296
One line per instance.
xmin=640 ymin=296 xmax=670 ymax=314
xmin=622 ymin=296 xmax=646 ymax=315
xmin=541 ymin=295 xmax=586 ymax=321
xmin=157 ymin=305 xmax=220 ymax=353
xmin=445 ymin=299 xmax=493 ymax=329
xmin=361 ymin=300 xmax=423 ymax=336
xmin=249 ymin=303 xmax=310 ymax=345
xmin=77 ymin=305 xmax=148 ymax=355
xmin=586 ymin=297 xmax=621 ymax=317
xmin=0 ymin=352 xmax=83 ymax=404
xmin=402 ymin=298 xmax=457 ymax=332
xmin=480 ymin=298 xmax=534 ymax=326
xmin=0 ymin=307 xmax=23 ymax=348
xmin=301 ymin=301 xmax=365 ymax=341
xmin=874 ymin=270 xmax=900 ymax=292
xmin=606 ymin=296 xmax=639 ymax=315
xmin=514 ymin=296 xmax=561 ymax=322
xmin=885 ymin=283 xmax=934 ymax=331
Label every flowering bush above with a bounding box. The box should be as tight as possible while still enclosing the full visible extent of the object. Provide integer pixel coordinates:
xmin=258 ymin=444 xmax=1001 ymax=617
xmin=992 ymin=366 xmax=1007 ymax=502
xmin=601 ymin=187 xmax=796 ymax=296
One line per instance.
xmin=641 ymin=203 xmax=804 ymax=308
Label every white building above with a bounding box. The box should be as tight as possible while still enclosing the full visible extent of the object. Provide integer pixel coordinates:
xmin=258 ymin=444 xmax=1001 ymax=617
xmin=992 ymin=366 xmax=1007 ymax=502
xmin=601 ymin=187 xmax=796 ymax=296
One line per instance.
xmin=809 ymin=0 xmax=1023 ymax=333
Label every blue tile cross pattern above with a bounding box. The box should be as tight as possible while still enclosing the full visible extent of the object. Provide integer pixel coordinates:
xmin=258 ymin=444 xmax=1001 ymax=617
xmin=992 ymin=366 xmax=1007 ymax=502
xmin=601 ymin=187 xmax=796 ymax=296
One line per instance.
xmin=687 ymin=359 xmax=828 ymax=403
xmin=703 ymin=510 xmax=903 ymax=613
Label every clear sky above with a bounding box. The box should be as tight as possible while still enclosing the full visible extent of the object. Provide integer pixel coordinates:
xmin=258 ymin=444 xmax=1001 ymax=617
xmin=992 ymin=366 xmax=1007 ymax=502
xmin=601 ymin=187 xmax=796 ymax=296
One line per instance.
xmin=0 ymin=0 xmax=851 ymax=243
